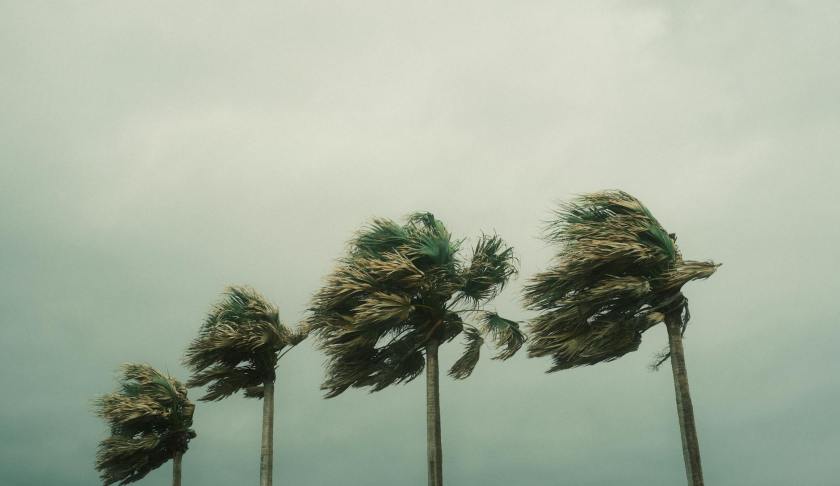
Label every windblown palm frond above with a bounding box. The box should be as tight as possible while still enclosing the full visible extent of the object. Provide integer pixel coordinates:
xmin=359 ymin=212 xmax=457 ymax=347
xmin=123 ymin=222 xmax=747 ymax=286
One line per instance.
xmin=448 ymin=327 xmax=484 ymax=379
xmin=525 ymin=190 xmax=718 ymax=371
xmin=479 ymin=311 xmax=527 ymax=360
xmin=94 ymin=364 xmax=195 ymax=485
xmin=459 ymin=235 xmax=518 ymax=305
xmin=310 ymin=212 xmax=522 ymax=397
xmin=183 ymin=286 xmax=306 ymax=401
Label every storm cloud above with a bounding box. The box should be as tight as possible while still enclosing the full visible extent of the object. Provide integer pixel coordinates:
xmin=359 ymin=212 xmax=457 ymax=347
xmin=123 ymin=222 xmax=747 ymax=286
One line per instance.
xmin=1 ymin=1 xmax=838 ymax=485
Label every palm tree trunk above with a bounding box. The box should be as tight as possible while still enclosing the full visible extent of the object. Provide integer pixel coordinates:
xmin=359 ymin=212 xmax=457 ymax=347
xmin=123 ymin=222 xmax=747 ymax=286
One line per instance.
xmin=665 ymin=313 xmax=704 ymax=486
xmin=172 ymin=451 xmax=182 ymax=486
xmin=425 ymin=339 xmax=443 ymax=486
xmin=260 ymin=380 xmax=275 ymax=486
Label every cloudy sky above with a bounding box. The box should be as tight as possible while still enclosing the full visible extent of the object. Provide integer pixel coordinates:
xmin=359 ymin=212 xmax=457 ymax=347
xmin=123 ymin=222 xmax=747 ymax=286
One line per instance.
xmin=1 ymin=1 xmax=838 ymax=485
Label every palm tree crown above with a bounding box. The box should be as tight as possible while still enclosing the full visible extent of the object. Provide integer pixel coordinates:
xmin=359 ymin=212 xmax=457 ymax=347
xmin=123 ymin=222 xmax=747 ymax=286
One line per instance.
xmin=524 ymin=190 xmax=718 ymax=371
xmin=94 ymin=364 xmax=196 ymax=485
xmin=309 ymin=212 xmax=524 ymax=397
xmin=183 ymin=286 xmax=306 ymax=401
xmin=184 ymin=285 xmax=306 ymax=486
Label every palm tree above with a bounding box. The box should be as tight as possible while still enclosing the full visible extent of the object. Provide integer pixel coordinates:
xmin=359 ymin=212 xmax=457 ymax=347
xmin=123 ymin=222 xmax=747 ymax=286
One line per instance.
xmin=524 ymin=190 xmax=718 ymax=486
xmin=309 ymin=212 xmax=524 ymax=486
xmin=94 ymin=363 xmax=196 ymax=486
xmin=183 ymin=286 xmax=306 ymax=486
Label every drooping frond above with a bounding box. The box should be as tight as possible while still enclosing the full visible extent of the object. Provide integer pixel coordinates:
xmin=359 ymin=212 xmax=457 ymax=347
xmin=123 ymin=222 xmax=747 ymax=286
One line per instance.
xmin=310 ymin=212 xmax=520 ymax=397
xmin=94 ymin=364 xmax=195 ymax=485
xmin=531 ymin=312 xmax=664 ymax=372
xmin=479 ymin=312 xmax=527 ymax=360
xmin=525 ymin=190 xmax=718 ymax=371
xmin=96 ymin=435 xmax=164 ymax=485
xmin=185 ymin=364 xmax=264 ymax=402
xmin=183 ymin=285 xmax=304 ymax=401
xmin=448 ymin=326 xmax=484 ymax=379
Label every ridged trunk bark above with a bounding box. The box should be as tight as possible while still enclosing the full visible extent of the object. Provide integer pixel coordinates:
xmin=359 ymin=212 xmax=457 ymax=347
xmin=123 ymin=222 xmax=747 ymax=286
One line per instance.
xmin=665 ymin=313 xmax=704 ymax=486
xmin=425 ymin=339 xmax=443 ymax=486
xmin=260 ymin=380 xmax=275 ymax=486
xmin=172 ymin=451 xmax=182 ymax=486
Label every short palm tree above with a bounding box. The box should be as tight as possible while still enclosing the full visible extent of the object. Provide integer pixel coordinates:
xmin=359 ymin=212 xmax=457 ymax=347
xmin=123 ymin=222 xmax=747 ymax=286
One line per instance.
xmin=94 ymin=363 xmax=196 ymax=486
xmin=183 ymin=286 xmax=306 ymax=486
xmin=309 ymin=212 xmax=524 ymax=486
xmin=524 ymin=190 xmax=718 ymax=486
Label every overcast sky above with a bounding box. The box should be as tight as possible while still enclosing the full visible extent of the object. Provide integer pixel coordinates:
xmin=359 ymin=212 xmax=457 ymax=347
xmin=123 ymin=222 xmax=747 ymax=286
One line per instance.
xmin=1 ymin=1 xmax=839 ymax=485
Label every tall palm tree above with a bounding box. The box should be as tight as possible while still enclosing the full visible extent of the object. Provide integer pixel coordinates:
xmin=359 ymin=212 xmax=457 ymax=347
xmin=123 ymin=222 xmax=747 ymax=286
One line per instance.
xmin=524 ymin=190 xmax=718 ymax=486
xmin=94 ymin=363 xmax=196 ymax=486
xmin=309 ymin=212 xmax=524 ymax=486
xmin=183 ymin=286 xmax=306 ymax=486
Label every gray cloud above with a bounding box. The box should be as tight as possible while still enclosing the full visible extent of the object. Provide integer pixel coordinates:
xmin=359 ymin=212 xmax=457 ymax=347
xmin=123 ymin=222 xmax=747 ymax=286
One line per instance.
xmin=1 ymin=1 xmax=838 ymax=485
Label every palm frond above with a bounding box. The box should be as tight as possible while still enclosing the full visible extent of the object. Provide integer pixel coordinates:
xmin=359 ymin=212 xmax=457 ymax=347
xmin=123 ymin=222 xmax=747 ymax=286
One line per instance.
xmin=355 ymin=292 xmax=414 ymax=327
xmin=94 ymin=364 xmax=195 ymax=485
xmin=526 ymin=190 xmax=718 ymax=372
xmin=206 ymin=286 xmax=280 ymax=331
xmin=458 ymin=234 xmax=518 ymax=305
xmin=440 ymin=311 xmax=465 ymax=343
xmin=479 ymin=312 xmax=526 ymax=360
xmin=310 ymin=252 xmax=424 ymax=315
xmin=656 ymin=260 xmax=719 ymax=294
xmin=185 ymin=364 xmax=263 ymax=401
xmin=183 ymin=285 xmax=304 ymax=401
xmin=288 ymin=321 xmax=311 ymax=346
xmin=352 ymin=218 xmax=409 ymax=257
xmin=528 ymin=312 xmax=663 ymax=370
xmin=404 ymin=212 xmax=460 ymax=268
xmin=96 ymin=435 xmax=164 ymax=485
xmin=310 ymin=212 xmax=517 ymax=396
xmin=448 ymin=327 xmax=484 ymax=379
